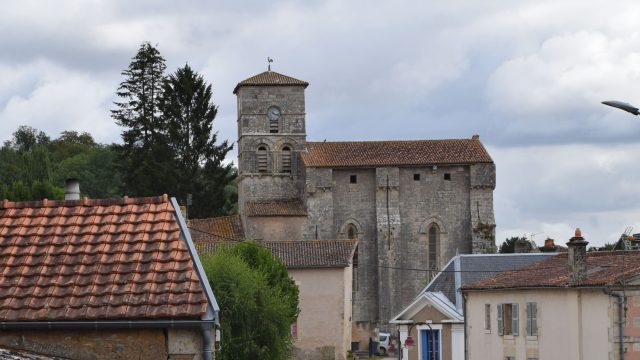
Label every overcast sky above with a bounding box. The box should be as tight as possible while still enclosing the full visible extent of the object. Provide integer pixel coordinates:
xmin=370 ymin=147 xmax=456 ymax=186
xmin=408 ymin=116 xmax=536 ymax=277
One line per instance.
xmin=2 ymin=0 xmax=640 ymax=247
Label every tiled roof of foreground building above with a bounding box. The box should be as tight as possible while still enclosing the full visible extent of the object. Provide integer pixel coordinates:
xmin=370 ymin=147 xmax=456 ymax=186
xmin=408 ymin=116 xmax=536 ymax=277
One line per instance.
xmin=302 ymin=138 xmax=494 ymax=168
xmin=196 ymin=239 xmax=357 ymax=269
xmin=244 ymin=199 xmax=307 ymax=217
xmin=463 ymin=251 xmax=640 ymax=290
xmin=0 ymin=347 xmax=68 ymax=360
xmin=189 ymin=215 xmax=245 ymax=241
xmin=0 ymin=195 xmax=209 ymax=321
xmin=233 ymin=71 xmax=308 ymax=93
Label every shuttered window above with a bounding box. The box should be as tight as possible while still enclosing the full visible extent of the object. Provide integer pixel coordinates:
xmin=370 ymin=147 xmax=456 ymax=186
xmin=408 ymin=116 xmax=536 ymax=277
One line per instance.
xmin=497 ymin=304 xmax=503 ymax=336
xmin=485 ymin=304 xmax=491 ymax=331
xmin=257 ymin=146 xmax=268 ymax=173
xmin=498 ymin=303 xmax=519 ymax=336
xmin=526 ymin=302 xmax=538 ymax=336
xmin=281 ymin=146 xmax=291 ymax=173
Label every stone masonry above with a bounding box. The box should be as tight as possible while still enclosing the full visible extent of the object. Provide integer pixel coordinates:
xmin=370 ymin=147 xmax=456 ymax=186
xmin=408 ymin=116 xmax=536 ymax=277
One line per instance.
xmin=234 ymin=70 xmax=497 ymax=340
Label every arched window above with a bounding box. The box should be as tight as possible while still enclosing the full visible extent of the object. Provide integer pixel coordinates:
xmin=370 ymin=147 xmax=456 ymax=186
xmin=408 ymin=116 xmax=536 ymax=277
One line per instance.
xmin=257 ymin=146 xmax=268 ymax=173
xmin=281 ymin=146 xmax=291 ymax=173
xmin=428 ymin=224 xmax=438 ymax=269
xmin=346 ymin=224 xmax=357 ymax=239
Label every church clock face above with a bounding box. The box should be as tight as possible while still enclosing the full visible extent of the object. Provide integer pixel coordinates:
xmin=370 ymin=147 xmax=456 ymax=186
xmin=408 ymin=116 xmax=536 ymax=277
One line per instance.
xmin=267 ymin=106 xmax=281 ymax=121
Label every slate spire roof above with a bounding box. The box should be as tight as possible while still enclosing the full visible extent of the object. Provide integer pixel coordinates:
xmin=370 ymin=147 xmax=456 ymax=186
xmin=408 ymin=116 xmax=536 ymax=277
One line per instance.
xmin=0 ymin=195 xmax=209 ymax=321
xmin=233 ymin=70 xmax=308 ymax=94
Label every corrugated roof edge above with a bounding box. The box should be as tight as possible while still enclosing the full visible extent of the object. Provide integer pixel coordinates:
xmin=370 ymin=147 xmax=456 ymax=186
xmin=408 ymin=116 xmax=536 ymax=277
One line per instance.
xmin=170 ymin=197 xmax=220 ymax=325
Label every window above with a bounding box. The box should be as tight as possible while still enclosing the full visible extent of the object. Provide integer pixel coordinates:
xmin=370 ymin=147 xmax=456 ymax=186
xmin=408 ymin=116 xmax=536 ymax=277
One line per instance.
xmin=350 ymin=175 xmax=357 ymax=184
xmin=346 ymin=224 xmax=357 ymax=239
xmin=414 ymin=173 xmax=420 ymax=181
xmin=428 ymin=224 xmax=438 ymax=270
xmin=281 ymin=146 xmax=291 ymax=173
xmin=257 ymin=146 xmax=268 ymax=173
xmin=352 ymin=246 xmax=358 ymax=296
xmin=526 ymin=302 xmax=538 ymax=336
xmin=421 ymin=329 xmax=440 ymax=360
xmin=443 ymin=173 xmax=451 ymax=181
xmin=485 ymin=304 xmax=491 ymax=331
xmin=498 ymin=303 xmax=519 ymax=336
xmin=505 ymin=357 xmax=515 ymax=360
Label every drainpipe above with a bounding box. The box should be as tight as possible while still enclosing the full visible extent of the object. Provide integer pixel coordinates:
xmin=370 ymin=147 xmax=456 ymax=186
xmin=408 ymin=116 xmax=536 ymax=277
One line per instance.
xmin=463 ymin=292 xmax=468 ymax=360
xmin=604 ymin=287 xmax=625 ymax=360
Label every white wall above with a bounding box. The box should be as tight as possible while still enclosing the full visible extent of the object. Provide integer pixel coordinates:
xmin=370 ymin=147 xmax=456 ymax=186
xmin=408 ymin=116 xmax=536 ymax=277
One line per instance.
xmin=465 ymin=288 xmax=612 ymax=360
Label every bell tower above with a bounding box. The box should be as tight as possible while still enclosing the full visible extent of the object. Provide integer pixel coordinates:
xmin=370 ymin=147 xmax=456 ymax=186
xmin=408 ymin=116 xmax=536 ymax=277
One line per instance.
xmin=233 ymin=70 xmax=309 ymax=209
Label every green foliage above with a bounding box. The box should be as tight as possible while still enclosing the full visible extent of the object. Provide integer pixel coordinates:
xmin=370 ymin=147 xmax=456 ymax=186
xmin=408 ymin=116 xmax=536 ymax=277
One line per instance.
xmin=0 ymin=180 xmax=63 ymax=201
xmin=161 ymin=64 xmax=234 ymax=218
xmin=52 ymin=145 xmax=122 ymax=198
xmin=202 ymin=248 xmax=295 ymax=360
xmin=499 ymin=236 xmax=528 ymax=253
xmin=227 ymin=241 xmax=300 ymax=321
xmin=6 ymin=125 xmax=50 ymax=152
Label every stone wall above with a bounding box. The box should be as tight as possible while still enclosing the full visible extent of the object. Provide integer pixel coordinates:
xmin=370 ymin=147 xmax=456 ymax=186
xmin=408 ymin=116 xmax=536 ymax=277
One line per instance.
xmin=0 ymin=328 xmax=209 ymax=360
xmin=244 ymin=216 xmax=306 ymax=241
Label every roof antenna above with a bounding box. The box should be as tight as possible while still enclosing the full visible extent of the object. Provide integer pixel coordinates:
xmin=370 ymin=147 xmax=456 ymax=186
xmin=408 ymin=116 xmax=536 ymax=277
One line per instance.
xmin=267 ymin=57 xmax=273 ymax=71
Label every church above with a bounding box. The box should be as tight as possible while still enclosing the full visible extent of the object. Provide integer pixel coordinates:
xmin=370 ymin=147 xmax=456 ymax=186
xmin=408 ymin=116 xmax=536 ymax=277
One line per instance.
xmin=233 ymin=69 xmax=497 ymax=345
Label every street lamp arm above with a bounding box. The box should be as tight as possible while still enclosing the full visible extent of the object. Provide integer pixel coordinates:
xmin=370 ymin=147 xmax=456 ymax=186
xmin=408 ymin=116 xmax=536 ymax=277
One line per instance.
xmin=602 ymin=100 xmax=640 ymax=116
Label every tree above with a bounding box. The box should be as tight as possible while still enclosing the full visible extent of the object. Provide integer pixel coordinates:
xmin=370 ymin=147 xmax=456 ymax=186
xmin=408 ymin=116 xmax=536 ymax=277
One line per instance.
xmin=112 ymin=42 xmax=172 ymax=196
xmin=227 ymin=241 xmax=299 ymax=322
xmin=8 ymin=125 xmax=50 ymax=152
xmin=499 ymin=236 xmax=529 ymax=253
xmin=161 ymin=64 xmax=234 ymax=218
xmin=202 ymin=247 xmax=295 ymax=360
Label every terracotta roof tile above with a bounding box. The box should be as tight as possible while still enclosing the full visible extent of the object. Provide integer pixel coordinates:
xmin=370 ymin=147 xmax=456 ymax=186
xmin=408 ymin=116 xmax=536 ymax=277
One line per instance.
xmin=463 ymin=251 xmax=640 ymax=290
xmin=245 ymin=199 xmax=307 ymax=217
xmin=196 ymin=240 xmax=356 ymax=269
xmin=301 ymin=139 xmax=493 ymax=168
xmin=233 ymin=71 xmax=308 ymax=94
xmin=0 ymin=195 xmax=208 ymax=321
xmin=188 ymin=215 xmax=244 ymax=242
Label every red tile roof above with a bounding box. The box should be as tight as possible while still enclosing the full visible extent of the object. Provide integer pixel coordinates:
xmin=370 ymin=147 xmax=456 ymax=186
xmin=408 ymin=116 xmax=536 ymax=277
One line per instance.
xmin=0 ymin=195 xmax=208 ymax=321
xmin=245 ymin=200 xmax=307 ymax=217
xmin=188 ymin=215 xmax=244 ymax=242
xmin=196 ymin=240 xmax=357 ymax=269
xmin=463 ymin=251 xmax=640 ymax=290
xmin=233 ymin=71 xmax=308 ymax=94
xmin=301 ymin=139 xmax=493 ymax=168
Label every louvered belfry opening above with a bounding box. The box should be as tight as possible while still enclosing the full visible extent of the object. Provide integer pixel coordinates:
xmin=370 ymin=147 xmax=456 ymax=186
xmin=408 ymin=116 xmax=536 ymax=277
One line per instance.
xmin=257 ymin=146 xmax=268 ymax=173
xmin=281 ymin=146 xmax=291 ymax=173
xmin=270 ymin=120 xmax=279 ymax=133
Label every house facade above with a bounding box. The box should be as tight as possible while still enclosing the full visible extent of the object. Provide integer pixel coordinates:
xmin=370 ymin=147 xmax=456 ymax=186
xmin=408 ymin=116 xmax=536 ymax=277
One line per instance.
xmin=463 ymin=230 xmax=640 ymax=360
xmin=0 ymin=194 xmax=219 ymax=360
xmin=391 ymin=253 xmax=556 ymax=360
xmin=191 ymin=218 xmax=356 ymax=360
xmin=232 ymin=70 xmax=498 ymax=338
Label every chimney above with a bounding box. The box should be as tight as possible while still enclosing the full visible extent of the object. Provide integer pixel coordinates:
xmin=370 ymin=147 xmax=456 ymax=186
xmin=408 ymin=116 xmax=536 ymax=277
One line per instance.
xmin=566 ymin=228 xmax=589 ymax=285
xmin=64 ymin=178 xmax=80 ymax=200
xmin=539 ymin=237 xmax=557 ymax=252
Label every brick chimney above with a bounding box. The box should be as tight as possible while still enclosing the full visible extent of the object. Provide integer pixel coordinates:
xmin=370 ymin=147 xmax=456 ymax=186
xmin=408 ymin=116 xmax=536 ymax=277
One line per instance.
xmin=566 ymin=228 xmax=589 ymax=285
xmin=64 ymin=178 xmax=80 ymax=200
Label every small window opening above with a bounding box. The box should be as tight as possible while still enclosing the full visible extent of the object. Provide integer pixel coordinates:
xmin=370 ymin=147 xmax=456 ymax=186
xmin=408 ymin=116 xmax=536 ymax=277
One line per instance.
xmin=347 ymin=225 xmax=357 ymax=239
xmin=414 ymin=173 xmax=420 ymax=181
xmin=444 ymin=173 xmax=451 ymax=181
xmin=270 ymin=120 xmax=279 ymax=133
xmin=281 ymin=146 xmax=291 ymax=173
xmin=257 ymin=146 xmax=268 ymax=173
xmin=350 ymin=175 xmax=357 ymax=184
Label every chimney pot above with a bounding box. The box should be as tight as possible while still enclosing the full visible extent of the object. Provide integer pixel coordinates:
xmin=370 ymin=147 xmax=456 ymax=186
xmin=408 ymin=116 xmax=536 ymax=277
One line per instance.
xmin=575 ymin=228 xmax=582 ymax=237
xmin=545 ymin=238 xmax=555 ymax=248
xmin=64 ymin=179 xmax=80 ymax=200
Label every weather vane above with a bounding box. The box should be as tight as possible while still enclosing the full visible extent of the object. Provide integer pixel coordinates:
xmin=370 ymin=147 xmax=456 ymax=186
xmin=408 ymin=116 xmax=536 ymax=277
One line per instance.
xmin=267 ymin=57 xmax=273 ymax=71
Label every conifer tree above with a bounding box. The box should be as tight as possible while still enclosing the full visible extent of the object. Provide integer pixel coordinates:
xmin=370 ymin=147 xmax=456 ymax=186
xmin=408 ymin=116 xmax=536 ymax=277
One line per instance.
xmin=112 ymin=42 xmax=175 ymax=196
xmin=161 ymin=64 xmax=233 ymax=217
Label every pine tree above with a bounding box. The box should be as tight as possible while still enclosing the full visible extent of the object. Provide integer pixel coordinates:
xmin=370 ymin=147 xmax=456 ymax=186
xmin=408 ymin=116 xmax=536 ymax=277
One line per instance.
xmin=112 ymin=42 xmax=174 ymax=196
xmin=161 ymin=64 xmax=234 ymax=217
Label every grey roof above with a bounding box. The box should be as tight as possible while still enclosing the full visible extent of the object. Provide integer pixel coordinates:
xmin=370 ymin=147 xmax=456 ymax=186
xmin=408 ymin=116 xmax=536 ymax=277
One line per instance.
xmin=422 ymin=253 xmax=557 ymax=311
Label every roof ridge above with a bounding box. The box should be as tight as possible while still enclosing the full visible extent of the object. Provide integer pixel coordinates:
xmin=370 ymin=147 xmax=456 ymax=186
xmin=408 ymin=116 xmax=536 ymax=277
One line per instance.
xmin=1 ymin=194 xmax=170 ymax=209
xmin=308 ymin=138 xmax=480 ymax=144
xmin=265 ymin=239 xmax=356 ymax=244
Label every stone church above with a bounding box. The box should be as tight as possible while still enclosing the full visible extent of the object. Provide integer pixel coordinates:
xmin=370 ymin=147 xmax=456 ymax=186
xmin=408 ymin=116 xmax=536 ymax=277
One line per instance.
xmin=233 ymin=70 xmax=497 ymax=335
